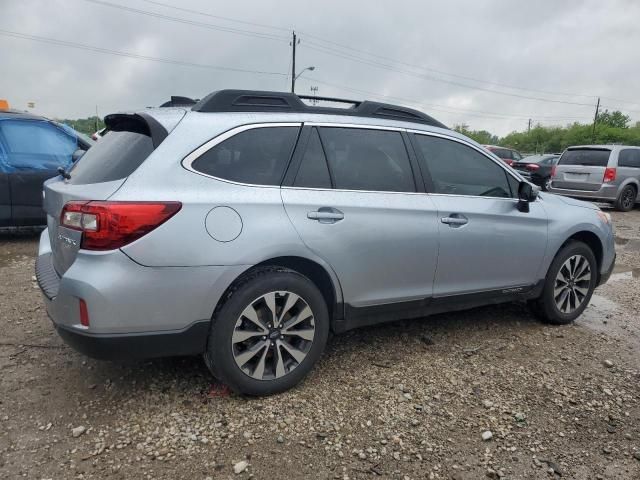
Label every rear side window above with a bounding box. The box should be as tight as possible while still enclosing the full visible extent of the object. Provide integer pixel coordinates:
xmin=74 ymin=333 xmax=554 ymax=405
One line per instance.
xmin=415 ymin=135 xmax=514 ymax=198
xmin=490 ymin=148 xmax=510 ymax=160
xmin=294 ymin=128 xmax=332 ymax=188
xmin=318 ymin=127 xmax=415 ymax=192
xmin=192 ymin=126 xmax=299 ymax=185
xmin=68 ymin=130 xmax=154 ymax=184
xmin=559 ymin=149 xmax=610 ymax=167
xmin=618 ymin=149 xmax=640 ymax=168
xmin=0 ymin=119 xmax=77 ymax=171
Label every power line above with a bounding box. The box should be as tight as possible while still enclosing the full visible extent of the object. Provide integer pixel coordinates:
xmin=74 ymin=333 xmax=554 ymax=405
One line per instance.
xmin=299 ymin=76 xmax=590 ymax=122
xmin=302 ymin=42 xmax=597 ymax=108
xmin=79 ymin=0 xmax=639 ymax=108
xmin=80 ymin=0 xmax=289 ymax=42
xmin=0 ymin=29 xmax=288 ymax=76
xmin=137 ymin=0 xmax=291 ymax=32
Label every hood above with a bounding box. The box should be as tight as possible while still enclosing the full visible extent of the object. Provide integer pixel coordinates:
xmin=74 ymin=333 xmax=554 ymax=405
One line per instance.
xmin=540 ymin=192 xmax=600 ymax=211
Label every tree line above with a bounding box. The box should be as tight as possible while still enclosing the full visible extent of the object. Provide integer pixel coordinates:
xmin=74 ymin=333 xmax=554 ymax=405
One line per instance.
xmin=454 ymin=110 xmax=640 ymax=154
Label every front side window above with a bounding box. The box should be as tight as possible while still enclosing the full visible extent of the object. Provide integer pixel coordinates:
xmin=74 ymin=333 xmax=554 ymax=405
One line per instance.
xmin=618 ymin=149 xmax=640 ymax=168
xmin=415 ymin=134 xmax=514 ymax=198
xmin=0 ymin=119 xmax=77 ymax=171
xmin=191 ymin=126 xmax=299 ymax=186
xmin=318 ymin=127 xmax=415 ymax=192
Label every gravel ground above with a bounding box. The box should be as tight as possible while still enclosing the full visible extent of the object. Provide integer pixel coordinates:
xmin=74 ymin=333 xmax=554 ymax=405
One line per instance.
xmin=1 ymin=211 xmax=640 ymax=480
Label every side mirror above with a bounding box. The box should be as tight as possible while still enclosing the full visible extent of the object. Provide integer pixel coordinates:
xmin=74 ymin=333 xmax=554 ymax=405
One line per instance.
xmin=71 ymin=149 xmax=85 ymax=163
xmin=517 ymin=181 xmax=538 ymax=212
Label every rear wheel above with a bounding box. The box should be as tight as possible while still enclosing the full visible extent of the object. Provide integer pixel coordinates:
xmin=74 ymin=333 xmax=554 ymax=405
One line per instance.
xmin=615 ymin=185 xmax=636 ymax=212
xmin=542 ymin=177 xmax=552 ymax=191
xmin=204 ymin=267 xmax=329 ymax=396
xmin=529 ymin=241 xmax=597 ymax=325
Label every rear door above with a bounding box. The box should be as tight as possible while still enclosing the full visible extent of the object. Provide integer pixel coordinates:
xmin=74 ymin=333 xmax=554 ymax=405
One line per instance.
xmin=281 ymin=125 xmax=440 ymax=309
xmin=0 ymin=119 xmax=79 ymax=226
xmin=552 ymin=147 xmax=611 ymax=191
xmin=411 ymin=133 xmax=548 ymax=296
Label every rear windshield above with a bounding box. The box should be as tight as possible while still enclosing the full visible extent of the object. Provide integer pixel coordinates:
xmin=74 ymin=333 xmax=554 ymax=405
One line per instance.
xmin=559 ymin=148 xmax=610 ymax=167
xmin=68 ymin=130 xmax=154 ymax=184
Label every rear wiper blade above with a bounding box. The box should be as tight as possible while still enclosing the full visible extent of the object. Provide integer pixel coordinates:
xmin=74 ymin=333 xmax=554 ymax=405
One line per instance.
xmin=57 ymin=167 xmax=71 ymax=180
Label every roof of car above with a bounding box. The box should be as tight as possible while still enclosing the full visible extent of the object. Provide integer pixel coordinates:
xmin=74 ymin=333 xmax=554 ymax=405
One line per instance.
xmin=566 ymin=144 xmax=640 ymax=150
xmin=0 ymin=109 xmax=48 ymax=121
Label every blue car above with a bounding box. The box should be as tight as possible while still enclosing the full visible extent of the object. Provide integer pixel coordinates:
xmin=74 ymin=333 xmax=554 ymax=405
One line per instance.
xmin=0 ymin=110 xmax=93 ymax=227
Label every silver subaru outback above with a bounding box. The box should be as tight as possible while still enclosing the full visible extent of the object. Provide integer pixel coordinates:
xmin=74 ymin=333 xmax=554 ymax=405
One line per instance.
xmin=36 ymin=90 xmax=616 ymax=395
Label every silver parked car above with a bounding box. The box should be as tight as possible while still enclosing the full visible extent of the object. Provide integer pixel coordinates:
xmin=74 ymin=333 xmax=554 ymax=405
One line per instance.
xmin=36 ymin=90 xmax=616 ymax=395
xmin=549 ymin=145 xmax=640 ymax=211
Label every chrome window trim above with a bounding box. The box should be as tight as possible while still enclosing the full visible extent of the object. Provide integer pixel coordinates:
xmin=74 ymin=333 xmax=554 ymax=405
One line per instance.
xmin=181 ymin=122 xmax=302 ymax=187
xmin=181 ymin=120 xmax=529 ymax=201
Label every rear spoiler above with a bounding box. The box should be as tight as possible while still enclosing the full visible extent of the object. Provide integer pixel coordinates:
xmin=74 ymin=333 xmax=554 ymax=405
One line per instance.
xmin=104 ymin=112 xmax=168 ymax=148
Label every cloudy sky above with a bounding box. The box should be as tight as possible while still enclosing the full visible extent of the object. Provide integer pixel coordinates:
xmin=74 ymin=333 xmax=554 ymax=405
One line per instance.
xmin=1 ymin=0 xmax=639 ymax=136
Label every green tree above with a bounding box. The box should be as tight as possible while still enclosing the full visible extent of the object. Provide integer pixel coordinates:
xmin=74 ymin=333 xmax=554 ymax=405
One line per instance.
xmin=55 ymin=116 xmax=104 ymax=136
xmin=597 ymin=110 xmax=630 ymax=129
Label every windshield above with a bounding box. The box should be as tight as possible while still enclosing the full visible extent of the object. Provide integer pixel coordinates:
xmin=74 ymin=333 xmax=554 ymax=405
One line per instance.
xmin=559 ymin=148 xmax=610 ymax=167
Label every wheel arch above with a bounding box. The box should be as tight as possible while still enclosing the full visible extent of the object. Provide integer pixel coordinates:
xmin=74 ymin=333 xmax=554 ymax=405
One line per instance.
xmin=560 ymin=230 xmax=603 ymax=276
xmin=212 ymin=255 xmax=344 ymax=331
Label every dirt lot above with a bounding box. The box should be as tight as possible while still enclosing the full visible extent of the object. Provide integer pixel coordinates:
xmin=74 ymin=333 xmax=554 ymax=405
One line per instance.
xmin=1 ymin=210 xmax=640 ymax=480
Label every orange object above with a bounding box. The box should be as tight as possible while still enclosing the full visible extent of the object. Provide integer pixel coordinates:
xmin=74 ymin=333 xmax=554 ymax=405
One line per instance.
xmin=0 ymin=99 xmax=9 ymax=110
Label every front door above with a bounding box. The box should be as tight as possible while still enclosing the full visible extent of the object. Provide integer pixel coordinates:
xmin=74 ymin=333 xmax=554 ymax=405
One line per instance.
xmin=411 ymin=132 xmax=548 ymax=297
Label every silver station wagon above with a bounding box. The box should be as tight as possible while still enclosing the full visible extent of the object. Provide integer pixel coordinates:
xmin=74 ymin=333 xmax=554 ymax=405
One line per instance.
xmin=36 ymin=90 xmax=616 ymax=395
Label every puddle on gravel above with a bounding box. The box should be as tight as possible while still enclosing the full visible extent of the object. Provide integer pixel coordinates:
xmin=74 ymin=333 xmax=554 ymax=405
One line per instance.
xmin=577 ymin=294 xmax=640 ymax=350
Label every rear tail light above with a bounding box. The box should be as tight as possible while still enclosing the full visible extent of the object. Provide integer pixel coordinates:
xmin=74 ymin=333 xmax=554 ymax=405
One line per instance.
xmin=526 ymin=164 xmax=540 ymax=171
xmin=79 ymin=298 xmax=90 ymax=327
xmin=603 ymin=167 xmax=616 ymax=183
xmin=505 ymin=159 xmax=514 ymax=166
xmin=551 ymin=166 xmax=557 ymax=177
xmin=60 ymin=201 xmax=182 ymax=250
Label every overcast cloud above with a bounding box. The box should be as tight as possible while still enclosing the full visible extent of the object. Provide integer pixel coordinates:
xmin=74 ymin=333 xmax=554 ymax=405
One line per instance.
xmin=1 ymin=0 xmax=639 ymax=136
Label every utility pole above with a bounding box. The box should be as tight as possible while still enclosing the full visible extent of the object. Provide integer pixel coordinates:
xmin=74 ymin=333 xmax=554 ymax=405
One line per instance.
xmin=592 ymin=97 xmax=600 ymax=143
xmin=95 ymin=105 xmax=99 ymax=132
xmin=527 ymin=118 xmax=532 ymax=133
xmin=290 ymin=31 xmax=297 ymax=93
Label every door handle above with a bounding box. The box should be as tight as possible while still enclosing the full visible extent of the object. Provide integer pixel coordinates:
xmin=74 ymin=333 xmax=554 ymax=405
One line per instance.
xmin=307 ymin=208 xmax=344 ymax=223
xmin=441 ymin=214 xmax=468 ymax=226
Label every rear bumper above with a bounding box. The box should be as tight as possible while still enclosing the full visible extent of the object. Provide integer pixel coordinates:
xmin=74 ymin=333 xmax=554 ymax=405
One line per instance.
xmin=547 ymin=183 xmax=618 ymax=202
xmin=54 ymin=321 xmax=210 ymax=360
xmin=36 ymin=228 xmax=249 ymax=360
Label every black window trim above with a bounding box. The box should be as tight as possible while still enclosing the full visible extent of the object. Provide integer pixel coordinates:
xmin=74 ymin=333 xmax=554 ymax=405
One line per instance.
xmin=407 ymin=129 xmax=527 ymax=201
xmin=182 ymin=122 xmax=302 ymax=187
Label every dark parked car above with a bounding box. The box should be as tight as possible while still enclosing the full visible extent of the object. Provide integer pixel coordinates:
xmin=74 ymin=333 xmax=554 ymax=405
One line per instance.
xmin=511 ymin=154 xmax=560 ymax=191
xmin=483 ymin=145 xmax=523 ymax=166
xmin=0 ymin=110 xmax=92 ymax=227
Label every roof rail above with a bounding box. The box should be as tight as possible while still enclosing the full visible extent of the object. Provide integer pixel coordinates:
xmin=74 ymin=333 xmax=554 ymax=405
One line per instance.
xmin=191 ymin=89 xmax=447 ymax=128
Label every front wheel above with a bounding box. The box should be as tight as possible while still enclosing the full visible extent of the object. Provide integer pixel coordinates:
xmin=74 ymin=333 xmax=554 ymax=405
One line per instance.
xmin=529 ymin=241 xmax=597 ymax=325
xmin=204 ymin=267 xmax=329 ymax=396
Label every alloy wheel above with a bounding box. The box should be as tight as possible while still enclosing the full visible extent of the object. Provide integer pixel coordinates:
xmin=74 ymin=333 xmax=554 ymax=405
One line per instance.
xmin=554 ymin=254 xmax=591 ymax=314
xmin=231 ymin=291 xmax=315 ymax=380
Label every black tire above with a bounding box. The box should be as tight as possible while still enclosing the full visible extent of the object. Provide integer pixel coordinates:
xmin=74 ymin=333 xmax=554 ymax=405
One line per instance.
xmin=542 ymin=177 xmax=552 ymax=192
xmin=529 ymin=241 xmax=597 ymax=325
xmin=204 ymin=267 xmax=329 ymax=396
xmin=614 ymin=185 xmax=636 ymax=212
